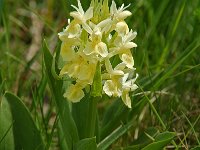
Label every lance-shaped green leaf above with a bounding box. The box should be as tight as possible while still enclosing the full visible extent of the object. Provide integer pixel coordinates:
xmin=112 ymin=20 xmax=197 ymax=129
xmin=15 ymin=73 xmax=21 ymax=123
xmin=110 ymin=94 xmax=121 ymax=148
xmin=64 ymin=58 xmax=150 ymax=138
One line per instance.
xmin=4 ymin=92 xmax=45 ymax=150
xmin=98 ymin=121 xmax=133 ymax=150
xmin=72 ymin=94 xmax=98 ymax=139
xmin=100 ymin=99 xmax=129 ymax=140
xmin=0 ymin=97 xmax=14 ymax=150
xmin=75 ymin=137 xmax=97 ymax=150
xmin=43 ymin=40 xmax=79 ymax=149
xmin=123 ymin=127 xmax=160 ymax=150
xmin=142 ymin=131 xmax=176 ymax=150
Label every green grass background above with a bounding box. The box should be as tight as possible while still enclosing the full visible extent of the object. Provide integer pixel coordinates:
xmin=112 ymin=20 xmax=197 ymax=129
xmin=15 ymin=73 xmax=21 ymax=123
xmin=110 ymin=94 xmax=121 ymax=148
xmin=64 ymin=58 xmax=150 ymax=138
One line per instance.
xmin=0 ymin=0 xmax=200 ymax=149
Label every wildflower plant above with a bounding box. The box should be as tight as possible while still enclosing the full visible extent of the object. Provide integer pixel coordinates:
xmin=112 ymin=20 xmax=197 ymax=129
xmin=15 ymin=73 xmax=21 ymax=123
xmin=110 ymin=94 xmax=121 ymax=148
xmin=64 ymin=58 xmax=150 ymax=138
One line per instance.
xmin=59 ymin=0 xmax=138 ymax=108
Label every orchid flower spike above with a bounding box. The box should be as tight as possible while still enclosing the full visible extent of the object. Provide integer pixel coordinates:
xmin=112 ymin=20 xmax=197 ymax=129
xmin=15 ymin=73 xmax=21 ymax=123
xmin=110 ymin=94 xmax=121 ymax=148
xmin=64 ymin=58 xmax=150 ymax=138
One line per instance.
xmin=58 ymin=0 xmax=138 ymax=108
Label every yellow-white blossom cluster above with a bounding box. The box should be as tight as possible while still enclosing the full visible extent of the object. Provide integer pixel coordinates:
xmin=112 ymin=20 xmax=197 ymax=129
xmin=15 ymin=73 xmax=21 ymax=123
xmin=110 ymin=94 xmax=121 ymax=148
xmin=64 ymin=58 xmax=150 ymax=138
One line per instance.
xmin=58 ymin=0 xmax=138 ymax=108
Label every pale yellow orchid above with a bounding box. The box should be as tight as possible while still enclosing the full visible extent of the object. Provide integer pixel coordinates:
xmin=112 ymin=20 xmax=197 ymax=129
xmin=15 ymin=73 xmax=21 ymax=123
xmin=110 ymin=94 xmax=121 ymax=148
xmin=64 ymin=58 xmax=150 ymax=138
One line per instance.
xmin=103 ymin=77 xmax=122 ymax=97
xmin=103 ymin=59 xmax=138 ymax=108
xmin=59 ymin=41 xmax=76 ymax=62
xmin=103 ymin=59 xmax=124 ymax=97
xmin=70 ymin=0 xmax=93 ymax=24
xmin=121 ymin=73 xmax=138 ymax=108
xmin=61 ymin=54 xmax=96 ymax=102
xmin=83 ymin=18 xmax=112 ymax=59
xmin=59 ymin=56 xmax=81 ymax=78
xmin=58 ymin=0 xmax=138 ymax=108
xmin=76 ymin=61 xmax=96 ymax=84
xmin=120 ymin=51 xmax=134 ymax=69
xmin=113 ymin=30 xmax=137 ymax=51
xmin=115 ymin=21 xmax=129 ymax=36
xmin=58 ymin=20 xmax=81 ymax=62
xmin=63 ymin=82 xmax=87 ymax=102
xmin=58 ymin=20 xmax=81 ymax=41
xmin=108 ymin=30 xmax=137 ymax=68
xmin=110 ymin=1 xmax=132 ymax=22
xmin=60 ymin=54 xmax=96 ymax=84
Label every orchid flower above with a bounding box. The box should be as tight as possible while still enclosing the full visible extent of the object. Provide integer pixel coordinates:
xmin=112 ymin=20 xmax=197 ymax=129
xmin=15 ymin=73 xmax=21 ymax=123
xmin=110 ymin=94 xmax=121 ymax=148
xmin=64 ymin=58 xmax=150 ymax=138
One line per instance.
xmin=70 ymin=0 xmax=93 ymax=24
xmin=83 ymin=18 xmax=112 ymax=59
xmin=110 ymin=1 xmax=132 ymax=22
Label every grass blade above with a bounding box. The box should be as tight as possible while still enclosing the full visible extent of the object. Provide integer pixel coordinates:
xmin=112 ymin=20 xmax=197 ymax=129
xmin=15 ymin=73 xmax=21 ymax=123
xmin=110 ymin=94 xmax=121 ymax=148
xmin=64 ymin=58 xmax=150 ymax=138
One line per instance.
xmin=75 ymin=137 xmax=97 ymax=150
xmin=98 ymin=121 xmax=133 ymax=150
xmin=142 ymin=132 xmax=175 ymax=150
xmin=154 ymin=38 xmax=200 ymax=89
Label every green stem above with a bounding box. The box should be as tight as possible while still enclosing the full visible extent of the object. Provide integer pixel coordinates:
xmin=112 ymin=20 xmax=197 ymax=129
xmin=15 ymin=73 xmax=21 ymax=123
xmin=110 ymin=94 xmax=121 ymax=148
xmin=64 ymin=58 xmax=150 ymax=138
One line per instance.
xmin=72 ymin=95 xmax=98 ymax=139
xmin=87 ymin=96 xmax=98 ymax=137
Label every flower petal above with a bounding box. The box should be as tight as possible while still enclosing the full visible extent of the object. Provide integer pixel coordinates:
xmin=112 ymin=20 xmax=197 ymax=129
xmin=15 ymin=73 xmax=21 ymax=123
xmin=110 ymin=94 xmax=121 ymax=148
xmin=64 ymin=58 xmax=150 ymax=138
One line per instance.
xmin=105 ymin=58 xmax=113 ymax=73
xmin=112 ymin=70 xmax=124 ymax=76
xmin=64 ymin=84 xmax=84 ymax=102
xmin=96 ymin=42 xmax=108 ymax=57
xmin=126 ymin=30 xmax=137 ymax=42
xmin=114 ymin=62 xmax=126 ymax=70
xmin=78 ymin=63 xmax=96 ymax=83
xmin=70 ymin=11 xmax=83 ymax=23
xmin=103 ymin=80 xmax=122 ymax=97
xmin=121 ymin=90 xmax=132 ymax=108
xmin=114 ymin=36 xmax=123 ymax=47
xmin=115 ymin=21 xmax=129 ymax=35
xmin=118 ymin=10 xmax=132 ymax=20
xmin=123 ymin=42 xmax=137 ymax=49
xmin=61 ymin=42 xmax=75 ymax=61
xmin=103 ymin=80 xmax=114 ymax=96
xmin=58 ymin=28 xmax=69 ymax=41
xmin=82 ymin=22 xmax=93 ymax=34
xmin=77 ymin=0 xmax=84 ymax=14
xmin=121 ymin=52 xmax=134 ymax=68
xmin=110 ymin=1 xmax=117 ymax=15
xmin=60 ymin=64 xmax=69 ymax=76
xmin=122 ymin=73 xmax=129 ymax=84
xmin=84 ymin=7 xmax=93 ymax=20
xmin=131 ymin=84 xmax=138 ymax=91
xmin=83 ymin=42 xmax=94 ymax=55
xmin=67 ymin=23 xmax=81 ymax=38
xmin=97 ymin=18 xmax=112 ymax=33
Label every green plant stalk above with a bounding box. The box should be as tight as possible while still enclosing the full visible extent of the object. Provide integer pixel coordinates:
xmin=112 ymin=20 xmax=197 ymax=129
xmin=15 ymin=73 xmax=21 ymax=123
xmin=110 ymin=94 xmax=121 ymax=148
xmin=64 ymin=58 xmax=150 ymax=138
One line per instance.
xmin=87 ymin=96 xmax=98 ymax=137
xmin=86 ymin=61 xmax=101 ymax=137
xmin=72 ymin=95 xmax=98 ymax=139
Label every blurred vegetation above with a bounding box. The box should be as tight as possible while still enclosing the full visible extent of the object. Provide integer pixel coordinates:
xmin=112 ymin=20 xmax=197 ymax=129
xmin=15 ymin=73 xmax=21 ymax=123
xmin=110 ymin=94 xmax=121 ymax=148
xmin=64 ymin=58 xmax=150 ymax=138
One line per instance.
xmin=0 ymin=0 xmax=200 ymax=149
